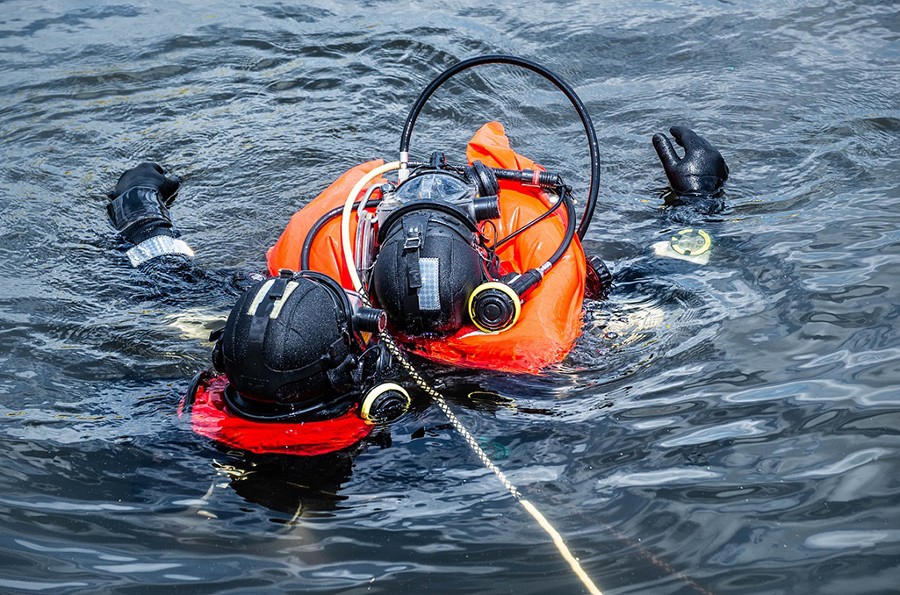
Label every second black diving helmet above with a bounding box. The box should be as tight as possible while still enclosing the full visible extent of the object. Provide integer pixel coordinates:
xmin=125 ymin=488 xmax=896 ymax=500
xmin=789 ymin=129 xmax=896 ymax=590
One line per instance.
xmin=213 ymin=269 xmax=409 ymax=424
xmin=370 ymin=160 xmax=501 ymax=336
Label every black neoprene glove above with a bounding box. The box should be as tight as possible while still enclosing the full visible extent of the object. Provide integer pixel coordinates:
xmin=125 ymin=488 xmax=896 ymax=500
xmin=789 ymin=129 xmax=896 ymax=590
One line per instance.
xmin=107 ymin=162 xmax=181 ymax=245
xmin=652 ymin=127 xmax=728 ymax=199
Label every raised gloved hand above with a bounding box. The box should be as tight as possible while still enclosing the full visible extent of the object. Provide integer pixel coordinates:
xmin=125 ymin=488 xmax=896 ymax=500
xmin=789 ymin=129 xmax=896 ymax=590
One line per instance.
xmin=106 ymin=162 xmax=181 ymax=245
xmin=107 ymin=163 xmax=193 ymax=267
xmin=652 ymin=127 xmax=728 ymax=199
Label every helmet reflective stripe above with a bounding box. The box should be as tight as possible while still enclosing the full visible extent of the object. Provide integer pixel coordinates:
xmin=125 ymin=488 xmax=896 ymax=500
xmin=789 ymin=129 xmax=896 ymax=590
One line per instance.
xmin=245 ymin=279 xmax=300 ymax=319
xmin=269 ymin=282 xmax=299 ymax=319
xmin=418 ymin=258 xmax=440 ymax=311
xmin=246 ymin=279 xmax=275 ymax=316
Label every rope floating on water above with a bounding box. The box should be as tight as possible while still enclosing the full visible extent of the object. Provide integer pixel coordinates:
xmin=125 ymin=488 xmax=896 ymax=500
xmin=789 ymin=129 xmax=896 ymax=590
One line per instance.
xmin=378 ymin=331 xmax=603 ymax=595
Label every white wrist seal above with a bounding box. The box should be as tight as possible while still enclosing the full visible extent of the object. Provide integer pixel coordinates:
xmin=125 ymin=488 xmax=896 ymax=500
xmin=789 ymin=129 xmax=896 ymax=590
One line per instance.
xmin=126 ymin=234 xmax=194 ymax=267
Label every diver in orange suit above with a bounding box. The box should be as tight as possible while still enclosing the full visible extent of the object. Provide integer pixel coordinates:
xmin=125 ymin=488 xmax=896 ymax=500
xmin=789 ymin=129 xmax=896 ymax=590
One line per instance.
xmin=105 ymin=126 xmax=727 ymax=453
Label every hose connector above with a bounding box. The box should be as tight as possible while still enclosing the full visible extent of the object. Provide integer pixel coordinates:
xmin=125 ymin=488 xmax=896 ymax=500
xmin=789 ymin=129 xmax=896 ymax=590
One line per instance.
xmin=508 ymin=268 xmax=544 ymax=297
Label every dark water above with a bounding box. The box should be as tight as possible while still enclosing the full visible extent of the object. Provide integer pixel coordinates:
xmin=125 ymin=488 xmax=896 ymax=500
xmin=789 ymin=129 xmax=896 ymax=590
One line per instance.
xmin=2 ymin=1 xmax=899 ymax=593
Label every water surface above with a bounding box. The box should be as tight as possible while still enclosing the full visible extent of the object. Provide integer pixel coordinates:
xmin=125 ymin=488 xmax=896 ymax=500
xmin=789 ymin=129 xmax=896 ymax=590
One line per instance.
xmin=1 ymin=1 xmax=899 ymax=593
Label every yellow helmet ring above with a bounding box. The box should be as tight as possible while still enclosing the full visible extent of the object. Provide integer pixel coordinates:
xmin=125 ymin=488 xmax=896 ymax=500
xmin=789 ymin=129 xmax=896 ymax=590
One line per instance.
xmin=468 ymin=282 xmax=521 ymax=333
xmin=360 ymin=382 xmax=410 ymax=423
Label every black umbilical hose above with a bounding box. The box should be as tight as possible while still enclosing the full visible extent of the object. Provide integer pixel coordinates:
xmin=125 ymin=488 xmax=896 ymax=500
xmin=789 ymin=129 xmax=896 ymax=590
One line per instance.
xmin=300 ymin=199 xmax=383 ymax=271
xmin=544 ymin=186 xmax=576 ymax=268
xmin=493 ymin=188 xmax=565 ymax=249
xmin=300 ymin=206 xmax=342 ymax=271
xmin=503 ymin=187 xmax=576 ymax=297
xmin=399 ymin=54 xmax=600 ymax=240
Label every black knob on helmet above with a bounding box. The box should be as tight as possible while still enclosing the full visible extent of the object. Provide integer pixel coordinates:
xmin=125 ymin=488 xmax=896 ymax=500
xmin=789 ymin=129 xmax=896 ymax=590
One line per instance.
xmin=353 ymin=307 xmax=387 ymax=333
xmin=470 ymin=160 xmax=499 ymax=197
xmin=468 ymin=282 xmax=521 ymax=333
xmin=360 ymin=383 xmax=410 ymax=423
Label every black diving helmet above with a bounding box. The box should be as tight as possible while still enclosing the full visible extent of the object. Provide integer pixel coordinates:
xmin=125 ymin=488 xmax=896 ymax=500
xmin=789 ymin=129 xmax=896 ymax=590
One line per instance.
xmin=212 ymin=269 xmax=408 ymax=423
xmin=369 ymin=160 xmax=501 ymax=336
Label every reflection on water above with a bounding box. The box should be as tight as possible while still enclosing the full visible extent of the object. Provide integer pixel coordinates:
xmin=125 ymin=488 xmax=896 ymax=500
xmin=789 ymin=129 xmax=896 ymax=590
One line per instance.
xmin=1 ymin=0 xmax=900 ymax=593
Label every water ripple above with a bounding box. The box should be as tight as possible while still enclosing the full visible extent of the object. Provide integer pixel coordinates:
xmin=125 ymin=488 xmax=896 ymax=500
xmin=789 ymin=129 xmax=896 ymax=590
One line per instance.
xmin=658 ymin=419 xmax=770 ymax=448
xmin=804 ymin=530 xmax=900 ymax=550
xmin=2 ymin=1 xmax=900 ymax=594
xmin=785 ymin=448 xmax=892 ymax=480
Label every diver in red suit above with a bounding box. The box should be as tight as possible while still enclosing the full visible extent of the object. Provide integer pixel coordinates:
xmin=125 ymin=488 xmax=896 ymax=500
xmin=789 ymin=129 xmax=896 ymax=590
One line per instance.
xmin=105 ymin=126 xmax=728 ymax=450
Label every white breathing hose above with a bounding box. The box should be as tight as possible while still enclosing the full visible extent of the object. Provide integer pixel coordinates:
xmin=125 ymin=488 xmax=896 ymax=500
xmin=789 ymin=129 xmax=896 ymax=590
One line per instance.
xmin=340 ymin=161 xmax=401 ymax=293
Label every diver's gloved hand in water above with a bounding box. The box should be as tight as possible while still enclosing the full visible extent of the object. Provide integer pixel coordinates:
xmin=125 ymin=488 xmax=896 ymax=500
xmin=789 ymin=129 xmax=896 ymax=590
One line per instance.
xmin=652 ymin=127 xmax=728 ymax=213
xmin=107 ymin=162 xmax=180 ymax=243
xmin=107 ymin=162 xmax=193 ymax=267
xmin=111 ymin=162 xmax=181 ymax=202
